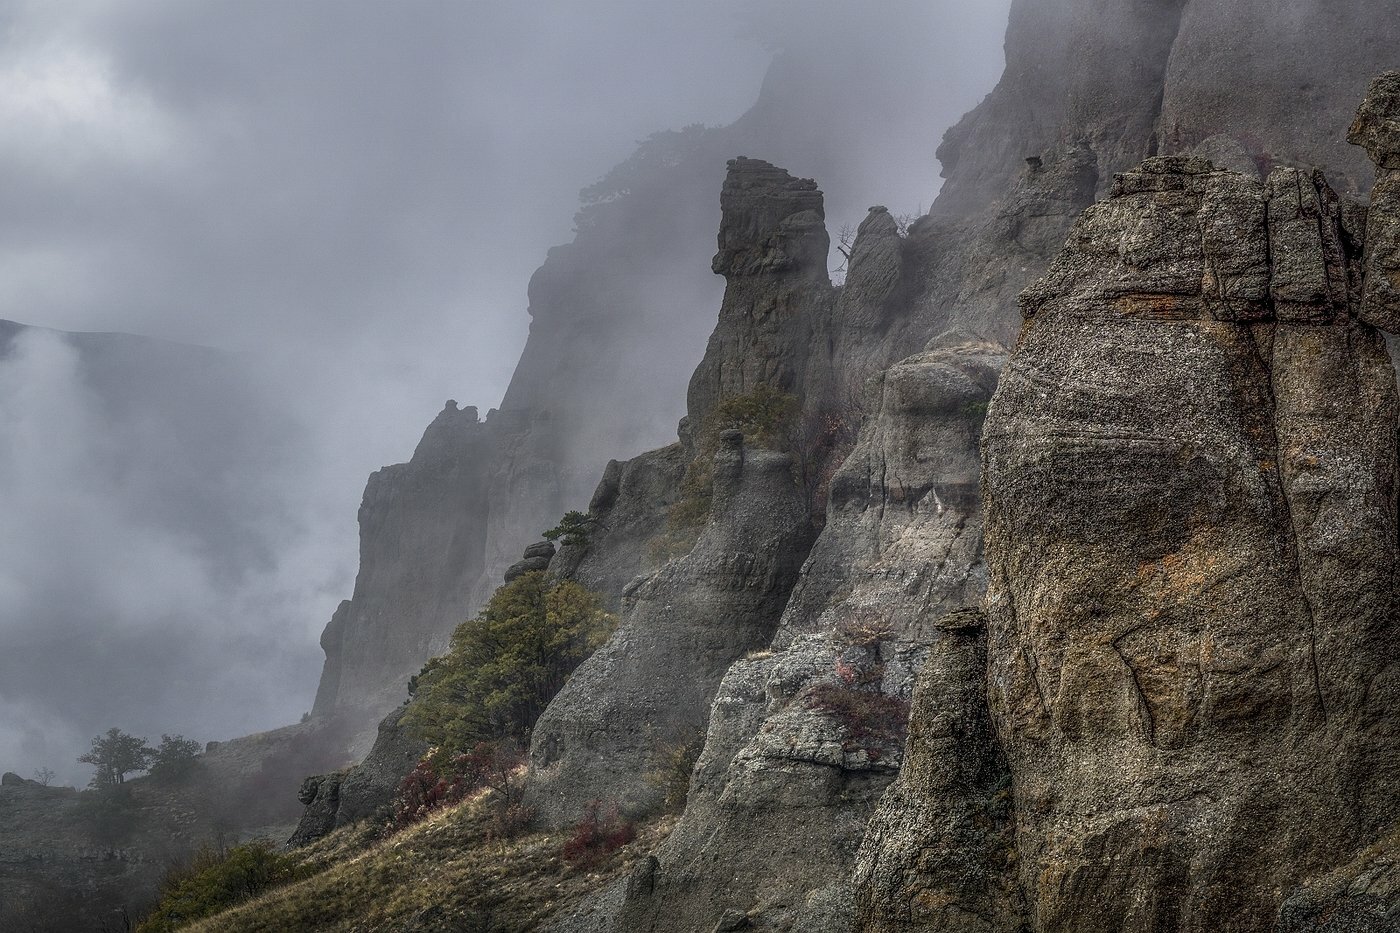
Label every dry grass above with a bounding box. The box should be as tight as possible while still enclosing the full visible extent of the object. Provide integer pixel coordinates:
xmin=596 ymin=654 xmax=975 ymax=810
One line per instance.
xmin=182 ymin=798 xmax=675 ymax=933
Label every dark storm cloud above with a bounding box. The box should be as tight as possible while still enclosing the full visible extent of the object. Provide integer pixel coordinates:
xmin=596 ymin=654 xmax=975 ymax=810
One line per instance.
xmin=0 ymin=0 xmax=1011 ymax=784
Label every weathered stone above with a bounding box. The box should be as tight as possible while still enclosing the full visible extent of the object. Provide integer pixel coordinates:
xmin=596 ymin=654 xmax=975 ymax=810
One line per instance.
xmin=1159 ymin=1 xmax=1399 ymax=195
xmin=853 ymin=609 xmax=1023 ymax=933
xmin=548 ymin=445 xmax=686 ymax=608
xmin=982 ymin=154 xmax=1400 ymax=932
xmin=503 ymin=555 xmax=551 ymax=583
xmin=1349 ymin=72 xmax=1400 ymax=171
xmin=1276 ymin=829 xmax=1400 ymax=931
xmin=614 ymin=341 xmax=1003 ymax=932
xmin=1359 ymin=174 xmax=1400 ymax=333
xmin=1353 ymin=74 xmax=1400 ymax=335
xmin=317 ymin=401 xmax=495 ymax=718
xmin=309 ymin=600 xmax=351 ymax=718
xmin=289 ymin=706 xmax=427 ymax=847
xmin=522 ymin=540 xmax=557 ymax=561
xmin=687 ymin=158 xmax=834 ymax=430
xmin=289 ymin=772 xmax=343 ymax=846
xmin=525 ymin=434 xmax=813 ymax=827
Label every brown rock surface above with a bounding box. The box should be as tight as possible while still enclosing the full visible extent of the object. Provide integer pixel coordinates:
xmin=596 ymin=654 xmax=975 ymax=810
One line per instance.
xmin=981 ymin=152 xmax=1399 ymax=931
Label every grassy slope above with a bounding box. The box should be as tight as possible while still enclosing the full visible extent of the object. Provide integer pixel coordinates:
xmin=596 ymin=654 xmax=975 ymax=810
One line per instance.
xmin=183 ymin=798 xmax=675 ymax=933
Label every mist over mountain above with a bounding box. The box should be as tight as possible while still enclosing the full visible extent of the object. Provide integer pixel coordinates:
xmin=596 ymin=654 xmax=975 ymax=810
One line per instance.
xmin=0 ymin=1 xmax=1009 ymax=786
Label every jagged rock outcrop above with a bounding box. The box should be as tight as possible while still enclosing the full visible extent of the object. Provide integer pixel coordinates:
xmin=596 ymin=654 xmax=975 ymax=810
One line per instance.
xmin=980 ymin=144 xmax=1399 ymax=930
xmin=525 ymin=158 xmax=836 ymax=828
xmin=1354 ymin=72 xmax=1400 ymax=333
xmin=288 ymin=706 xmax=427 ymax=846
xmin=504 ymin=540 xmax=556 ymax=583
xmin=292 ymin=9 xmax=1400 ymax=930
xmin=853 ymin=608 xmax=1022 ymax=933
xmin=315 ymin=401 xmax=496 ymax=720
xmin=685 ymin=157 xmax=834 ymax=427
xmin=526 ymin=431 xmax=813 ymax=828
xmin=547 ymin=444 xmax=686 ymax=607
xmin=310 ymin=599 xmax=351 ymax=718
xmin=613 ymin=340 xmax=1003 ymax=932
xmin=305 ymin=39 xmax=1021 ymax=732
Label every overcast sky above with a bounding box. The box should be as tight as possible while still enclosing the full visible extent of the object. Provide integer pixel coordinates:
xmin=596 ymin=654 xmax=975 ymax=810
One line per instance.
xmin=0 ymin=0 xmax=1010 ymax=785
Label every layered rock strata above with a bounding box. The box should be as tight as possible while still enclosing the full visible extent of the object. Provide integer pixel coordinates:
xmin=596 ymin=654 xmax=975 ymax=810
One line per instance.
xmin=981 ymin=148 xmax=1399 ymax=930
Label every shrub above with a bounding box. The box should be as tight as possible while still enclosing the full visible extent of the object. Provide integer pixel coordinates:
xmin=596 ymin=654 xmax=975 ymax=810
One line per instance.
xmin=391 ymin=740 xmax=531 ymax=835
xmin=806 ymin=682 xmax=912 ymax=762
xmin=560 ymin=801 xmax=636 ymax=869
xmin=392 ymin=758 xmax=472 ymax=829
xmin=645 ymin=735 xmax=703 ymax=813
xmin=834 ymin=613 xmax=897 ymax=648
xmin=403 ymin=573 xmax=616 ymax=766
xmin=135 ymin=841 xmax=304 ymax=932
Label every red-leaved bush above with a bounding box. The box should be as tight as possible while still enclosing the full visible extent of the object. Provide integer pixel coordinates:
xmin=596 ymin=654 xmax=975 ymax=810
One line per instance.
xmin=392 ymin=759 xmax=471 ymax=829
xmin=391 ymin=739 xmax=528 ymax=831
xmin=805 ymin=682 xmax=912 ymax=762
xmin=560 ymin=801 xmax=636 ymax=868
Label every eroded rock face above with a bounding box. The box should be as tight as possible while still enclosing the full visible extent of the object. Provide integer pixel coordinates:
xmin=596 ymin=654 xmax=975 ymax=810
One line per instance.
xmin=613 ymin=341 xmax=1004 ymax=932
xmin=686 ymin=157 xmax=834 ymax=430
xmin=982 ymin=153 xmax=1399 ymax=931
xmin=549 ymin=443 xmax=687 ymax=610
xmin=1353 ymin=73 xmax=1400 ymax=334
xmin=316 ymin=401 xmax=496 ymax=719
xmin=853 ymin=608 xmax=1022 ymax=933
xmin=525 ymin=433 xmax=813 ymax=828
xmin=288 ymin=706 xmax=426 ymax=847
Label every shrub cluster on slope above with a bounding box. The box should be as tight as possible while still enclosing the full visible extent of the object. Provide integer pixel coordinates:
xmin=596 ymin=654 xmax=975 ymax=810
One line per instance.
xmin=175 ymin=796 xmax=675 ymax=933
xmin=136 ymin=841 xmax=306 ymax=932
xmin=403 ymin=572 xmax=616 ymax=768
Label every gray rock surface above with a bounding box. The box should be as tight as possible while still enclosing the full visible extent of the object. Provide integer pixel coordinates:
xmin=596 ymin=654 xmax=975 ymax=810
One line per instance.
xmin=548 ymin=444 xmax=686 ymax=608
xmin=526 ymin=157 xmax=835 ymax=830
xmin=613 ymin=341 xmax=1003 ymax=932
xmin=982 ymin=153 xmax=1399 ymax=931
xmin=686 ymin=157 xmax=834 ymax=430
xmin=288 ymin=705 xmax=427 ymax=846
xmin=1354 ymin=74 xmax=1400 ymax=334
xmin=525 ymin=433 xmax=813 ymax=828
xmin=316 ymin=401 xmax=496 ymax=719
xmin=1158 ymin=0 xmax=1400 ymax=194
xmin=853 ymin=608 xmax=1022 ymax=933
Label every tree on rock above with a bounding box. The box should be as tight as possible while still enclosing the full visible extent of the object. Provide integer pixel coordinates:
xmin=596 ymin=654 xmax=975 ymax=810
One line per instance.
xmin=79 ymin=728 xmax=153 ymax=789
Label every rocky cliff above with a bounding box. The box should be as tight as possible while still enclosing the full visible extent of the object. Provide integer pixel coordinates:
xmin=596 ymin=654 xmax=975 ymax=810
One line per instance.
xmin=857 ymin=75 xmax=1400 ymax=933
xmin=308 ymin=40 xmax=1020 ymax=733
xmin=314 ymin=401 xmax=497 ymax=718
xmin=271 ymin=6 xmax=1400 ymax=933
xmin=543 ymin=24 xmax=1400 ymax=933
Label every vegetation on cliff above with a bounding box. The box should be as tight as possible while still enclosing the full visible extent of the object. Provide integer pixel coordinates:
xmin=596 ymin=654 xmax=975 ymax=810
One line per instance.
xmin=403 ymin=572 xmax=616 ymax=769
